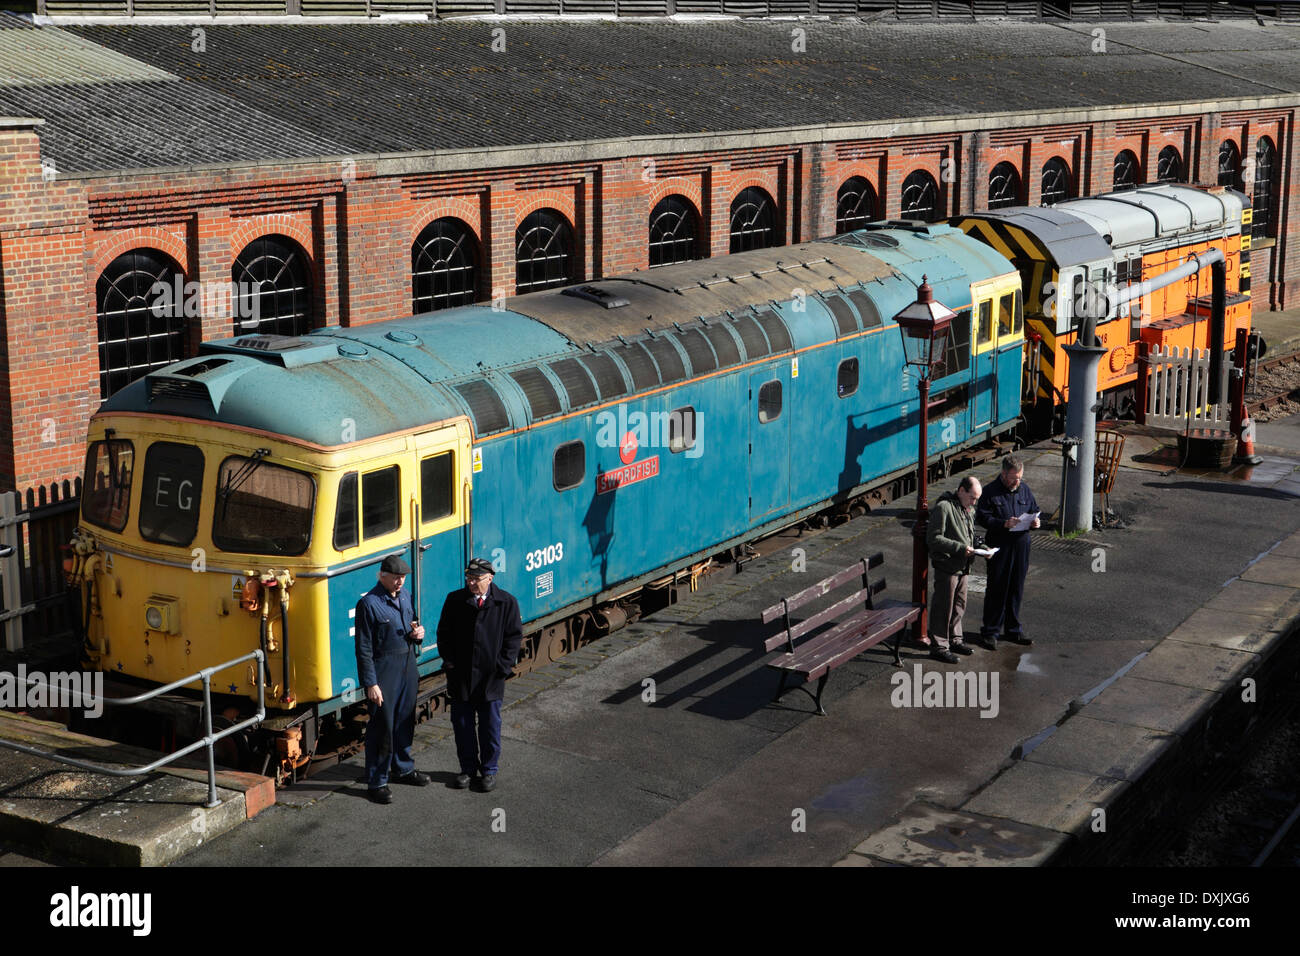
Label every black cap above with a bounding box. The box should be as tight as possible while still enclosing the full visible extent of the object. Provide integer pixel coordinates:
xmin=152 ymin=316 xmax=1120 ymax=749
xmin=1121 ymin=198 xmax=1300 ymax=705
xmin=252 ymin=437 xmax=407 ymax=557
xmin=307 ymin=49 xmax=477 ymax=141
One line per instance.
xmin=466 ymin=557 xmax=495 ymax=577
xmin=381 ymin=554 xmax=411 ymax=575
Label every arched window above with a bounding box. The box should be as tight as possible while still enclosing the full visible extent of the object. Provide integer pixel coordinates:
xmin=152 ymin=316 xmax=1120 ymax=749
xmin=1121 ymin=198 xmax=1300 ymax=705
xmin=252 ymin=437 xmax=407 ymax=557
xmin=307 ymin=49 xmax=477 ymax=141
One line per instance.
xmin=1040 ymin=157 xmax=1074 ymax=205
xmin=1157 ymin=145 xmax=1183 ymax=183
xmin=730 ymin=187 xmax=779 ymax=253
xmin=1218 ymin=140 xmax=1242 ymax=190
xmin=900 ymin=170 xmax=941 ymax=222
xmin=836 ymin=176 xmax=878 ymax=233
xmin=95 ymin=249 xmax=187 ymax=399
xmin=648 ymin=196 xmax=701 ymax=267
xmin=1253 ymin=137 xmax=1278 ymax=239
xmin=1113 ymin=150 xmax=1141 ymax=191
xmin=987 ymin=162 xmax=1021 ymax=210
xmin=232 ymin=235 xmax=313 ymax=337
xmin=516 ymin=209 xmax=576 ymax=293
xmin=412 ymin=217 xmax=480 ymax=313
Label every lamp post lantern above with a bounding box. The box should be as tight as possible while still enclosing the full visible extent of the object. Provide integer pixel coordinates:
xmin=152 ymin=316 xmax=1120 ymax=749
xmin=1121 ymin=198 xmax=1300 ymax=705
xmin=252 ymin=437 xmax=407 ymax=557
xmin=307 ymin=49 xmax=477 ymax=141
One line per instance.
xmin=894 ymin=276 xmax=956 ymax=644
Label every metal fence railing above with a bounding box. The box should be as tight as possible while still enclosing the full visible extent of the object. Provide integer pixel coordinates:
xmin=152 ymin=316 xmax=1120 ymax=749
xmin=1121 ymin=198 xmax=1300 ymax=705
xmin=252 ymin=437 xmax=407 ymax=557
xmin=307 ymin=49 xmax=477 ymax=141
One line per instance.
xmin=0 ymin=650 xmax=265 ymax=808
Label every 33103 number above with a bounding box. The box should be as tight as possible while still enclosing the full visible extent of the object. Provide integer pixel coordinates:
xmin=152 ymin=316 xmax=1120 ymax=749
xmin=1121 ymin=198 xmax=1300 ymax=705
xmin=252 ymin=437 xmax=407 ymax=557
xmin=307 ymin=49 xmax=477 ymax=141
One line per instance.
xmin=525 ymin=542 xmax=564 ymax=571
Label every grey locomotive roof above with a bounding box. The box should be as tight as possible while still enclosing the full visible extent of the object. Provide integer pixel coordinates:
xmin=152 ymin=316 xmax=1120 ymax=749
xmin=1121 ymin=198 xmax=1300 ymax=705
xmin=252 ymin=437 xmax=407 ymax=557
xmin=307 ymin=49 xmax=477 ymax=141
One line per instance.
xmin=962 ymin=206 xmax=1115 ymax=268
xmin=1 ymin=17 xmax=1299 ymax=174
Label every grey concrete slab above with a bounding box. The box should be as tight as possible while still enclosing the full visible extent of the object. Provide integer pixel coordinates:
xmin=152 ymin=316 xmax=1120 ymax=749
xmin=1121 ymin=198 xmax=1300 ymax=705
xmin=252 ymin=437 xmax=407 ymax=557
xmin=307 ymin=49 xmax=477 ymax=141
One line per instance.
xmin=1268 ymin=530 xmax=1300 ymax=559
xmin=1081 ymin=676 xmax=1219 ymax=735
xmin=964 ymin=761 xmax=1128 ymax=836
xmin=1023 ymin=715 xmax=1174 ymax=781
xmin=1204 ymin=580 xmax=1296 ymax=617
xmin=1126 ymin=640 xmax=1259 ymax=693
xmin=1164 ymin=607 xmax=1292 ymax=655
xmin=1241 ymin=553 xmax=1300 ymax=588
xmin=848 ymin=802 xmax=1068 ymax=866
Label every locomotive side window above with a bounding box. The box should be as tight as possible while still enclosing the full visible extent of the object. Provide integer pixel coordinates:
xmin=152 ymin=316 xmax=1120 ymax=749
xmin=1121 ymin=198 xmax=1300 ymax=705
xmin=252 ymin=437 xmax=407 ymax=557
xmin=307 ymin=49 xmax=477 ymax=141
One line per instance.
xmin=421 ymin=452 xmax=454 ymax=522
xmin=361 ymin=466 xmax=401 ymax=539
xmin=940 ymin=312 xmax=972 ymax=376
xmin=334 ymin=472 xmax=358 ymax=551
xmin=837 ymin=358 xmax=859 ymax=398
xmin=758 ymin=380 xmax=782 ymax=424
xmin=138 ymin=442 xmax=204 ymax=546
xmin=214 ymin=457 xmax=314 ymax=555
xmin=998 ymin=293 xmax=1016 ymax=336
xmin=977 ymin=301 xmax=993 ymax=346
xmin=82 ymin=439 xmax=134 ymax=532
xmin=554 ymin=441 xmax=585 ymax=491
xmin=1012 ymin=290 xmax=1024 ymax=334
xmin=668 ymin=406 xmax=697 ymax=454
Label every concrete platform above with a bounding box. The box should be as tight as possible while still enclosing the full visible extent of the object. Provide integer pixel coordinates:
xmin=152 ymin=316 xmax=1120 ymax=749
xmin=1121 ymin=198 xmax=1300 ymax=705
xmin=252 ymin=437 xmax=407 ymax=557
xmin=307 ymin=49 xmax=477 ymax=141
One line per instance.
xmin=0 ymin=712 xmax=273 ymax=866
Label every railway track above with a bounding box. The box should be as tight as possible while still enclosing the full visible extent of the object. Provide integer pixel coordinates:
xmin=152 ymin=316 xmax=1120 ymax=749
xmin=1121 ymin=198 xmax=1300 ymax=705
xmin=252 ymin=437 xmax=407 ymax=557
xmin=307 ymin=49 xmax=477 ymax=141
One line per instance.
xmin=1248 ymin=347 xmax=1300 ymax=421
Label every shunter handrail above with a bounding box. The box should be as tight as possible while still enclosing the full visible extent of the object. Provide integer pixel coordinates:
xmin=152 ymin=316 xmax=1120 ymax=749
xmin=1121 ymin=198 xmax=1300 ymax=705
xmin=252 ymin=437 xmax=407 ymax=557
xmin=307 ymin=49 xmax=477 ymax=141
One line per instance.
xmin=0 ymin=649 xmax=266 ymax=809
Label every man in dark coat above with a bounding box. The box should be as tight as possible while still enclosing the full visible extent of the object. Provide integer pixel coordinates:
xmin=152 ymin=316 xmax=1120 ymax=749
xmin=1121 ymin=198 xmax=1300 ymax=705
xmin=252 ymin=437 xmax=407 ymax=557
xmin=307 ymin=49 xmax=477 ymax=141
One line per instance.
xmin=436 ymin=557 xmax=523 ymax=792
xmin=355 ymin=553 xmax=430 ymax=804
xmin=974 ymin=455 xmax=1041 ymax=650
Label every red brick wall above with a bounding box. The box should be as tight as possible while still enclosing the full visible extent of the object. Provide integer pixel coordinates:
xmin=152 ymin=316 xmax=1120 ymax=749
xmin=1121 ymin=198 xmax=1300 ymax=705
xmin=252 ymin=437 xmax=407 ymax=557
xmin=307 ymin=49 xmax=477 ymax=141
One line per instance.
xmin=0 ymin=107 xmax=1295 ymax=489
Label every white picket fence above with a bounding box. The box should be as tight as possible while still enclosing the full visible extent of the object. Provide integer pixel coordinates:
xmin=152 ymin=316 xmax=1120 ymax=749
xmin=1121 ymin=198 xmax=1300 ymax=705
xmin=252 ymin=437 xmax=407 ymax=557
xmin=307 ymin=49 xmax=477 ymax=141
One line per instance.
xmin=1141 ymin=345 xmax=1232 ymax=431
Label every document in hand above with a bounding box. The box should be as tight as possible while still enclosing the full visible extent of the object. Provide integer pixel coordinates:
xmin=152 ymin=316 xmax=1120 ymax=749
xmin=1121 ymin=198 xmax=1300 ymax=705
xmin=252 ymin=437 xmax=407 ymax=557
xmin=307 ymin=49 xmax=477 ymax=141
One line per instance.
xmin=1010 ymin=511 xmax=1040 ymax=532
xmin=972 ymin=547 xmax=1000 ymax=558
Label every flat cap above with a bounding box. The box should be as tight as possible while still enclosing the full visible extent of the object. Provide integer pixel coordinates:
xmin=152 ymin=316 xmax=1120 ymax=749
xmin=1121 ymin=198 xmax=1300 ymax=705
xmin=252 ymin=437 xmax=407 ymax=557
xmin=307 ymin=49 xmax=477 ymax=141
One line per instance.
xmin=381 ymin=554 xmax=411 ymax=575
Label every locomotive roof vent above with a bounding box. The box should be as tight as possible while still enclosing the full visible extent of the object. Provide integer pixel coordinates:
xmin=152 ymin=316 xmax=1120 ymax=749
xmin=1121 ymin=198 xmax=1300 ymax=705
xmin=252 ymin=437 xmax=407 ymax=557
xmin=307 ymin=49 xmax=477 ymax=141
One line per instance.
xmin=201 ymin=333 xmax=339 ymax=369
xmin=561 ymin=285 xmax=630 ymax=309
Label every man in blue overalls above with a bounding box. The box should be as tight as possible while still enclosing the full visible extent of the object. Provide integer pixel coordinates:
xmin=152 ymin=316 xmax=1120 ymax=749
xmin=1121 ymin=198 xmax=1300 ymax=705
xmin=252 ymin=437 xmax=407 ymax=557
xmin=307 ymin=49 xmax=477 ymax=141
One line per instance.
xmin=355 ymin=554 xmax=430 ymax=804
xmin=974 ymin=456 xmax=1041 ymax=651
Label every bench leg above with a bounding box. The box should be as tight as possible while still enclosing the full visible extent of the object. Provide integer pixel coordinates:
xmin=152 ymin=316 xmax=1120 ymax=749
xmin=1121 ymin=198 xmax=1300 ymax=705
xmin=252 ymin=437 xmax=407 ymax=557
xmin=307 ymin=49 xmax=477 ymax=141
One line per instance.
xmin=812 ymin=674 xmax=829 ymax=717
xmin=892 ymin=629 xmax=903 ymax=667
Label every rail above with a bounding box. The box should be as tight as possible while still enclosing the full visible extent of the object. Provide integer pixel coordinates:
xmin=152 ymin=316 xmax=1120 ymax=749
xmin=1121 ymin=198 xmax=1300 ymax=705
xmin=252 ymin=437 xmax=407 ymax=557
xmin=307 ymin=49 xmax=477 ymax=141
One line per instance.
xmin=0 ymin=650 xmax=266 ymax=808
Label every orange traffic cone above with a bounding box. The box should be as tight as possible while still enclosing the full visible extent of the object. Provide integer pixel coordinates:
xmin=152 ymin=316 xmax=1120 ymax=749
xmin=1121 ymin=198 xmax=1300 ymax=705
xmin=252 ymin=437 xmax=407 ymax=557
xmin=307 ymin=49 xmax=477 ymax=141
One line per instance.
xmin=1234 ymin=408 xmax=1263 ymax=465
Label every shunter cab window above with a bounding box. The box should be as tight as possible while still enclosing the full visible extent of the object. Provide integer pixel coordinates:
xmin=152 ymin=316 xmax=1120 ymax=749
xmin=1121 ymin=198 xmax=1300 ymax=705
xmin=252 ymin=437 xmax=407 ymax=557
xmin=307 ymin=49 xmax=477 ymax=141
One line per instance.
xmin=213 ymin=456 xmax=314 ymax=555
xmin=421 ymin=452 xmax=454 ymax=522
xmin=758 ymin=380 xmax=782 ymax=423
xmin=977 ymin=301 xmax=993 ymax=347
xmin=82 ymin=439 xmax=134 ymax=532
xmin=138 ymin=442 xmax=204 ymax=546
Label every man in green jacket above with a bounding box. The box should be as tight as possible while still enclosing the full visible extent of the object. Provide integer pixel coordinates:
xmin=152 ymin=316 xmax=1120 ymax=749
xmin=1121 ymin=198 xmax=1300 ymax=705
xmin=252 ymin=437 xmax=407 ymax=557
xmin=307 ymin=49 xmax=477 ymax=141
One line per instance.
xmin=926 ymin=476 xmax=982 ymax=664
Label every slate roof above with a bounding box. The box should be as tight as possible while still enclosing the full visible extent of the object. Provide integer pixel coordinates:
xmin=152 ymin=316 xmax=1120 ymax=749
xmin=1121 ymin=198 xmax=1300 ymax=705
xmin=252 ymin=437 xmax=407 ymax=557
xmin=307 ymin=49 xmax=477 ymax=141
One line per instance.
xmin=1 ymin=17 xmax=1299 ymax=174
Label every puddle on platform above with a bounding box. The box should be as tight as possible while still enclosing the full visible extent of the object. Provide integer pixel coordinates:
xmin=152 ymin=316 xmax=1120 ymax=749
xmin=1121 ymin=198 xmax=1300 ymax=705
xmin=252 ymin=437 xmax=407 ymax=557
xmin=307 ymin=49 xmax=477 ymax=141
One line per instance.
xmin=811 ymin=774 xmax=882 ymax=813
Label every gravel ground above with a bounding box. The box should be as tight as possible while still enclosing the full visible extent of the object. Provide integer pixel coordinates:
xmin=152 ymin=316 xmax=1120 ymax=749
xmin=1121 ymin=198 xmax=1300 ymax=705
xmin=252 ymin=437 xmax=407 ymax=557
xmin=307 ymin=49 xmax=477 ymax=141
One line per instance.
xmin=1249 ymin=358 xmax=1300 ymax=423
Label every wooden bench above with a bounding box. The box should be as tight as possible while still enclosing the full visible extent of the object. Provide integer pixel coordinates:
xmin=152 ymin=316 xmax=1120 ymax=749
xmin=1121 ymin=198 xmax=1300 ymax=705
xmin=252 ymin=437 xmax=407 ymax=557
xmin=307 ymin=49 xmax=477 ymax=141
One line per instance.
xmin=758 ymin=552 xmax=920 ymax=716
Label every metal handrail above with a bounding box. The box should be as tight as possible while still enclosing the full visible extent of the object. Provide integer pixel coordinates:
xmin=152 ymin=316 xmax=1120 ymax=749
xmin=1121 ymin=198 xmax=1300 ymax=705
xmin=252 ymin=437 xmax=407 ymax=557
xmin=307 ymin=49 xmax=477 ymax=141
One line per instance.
xmin=0 ymin=650 xmax=266 ymax=808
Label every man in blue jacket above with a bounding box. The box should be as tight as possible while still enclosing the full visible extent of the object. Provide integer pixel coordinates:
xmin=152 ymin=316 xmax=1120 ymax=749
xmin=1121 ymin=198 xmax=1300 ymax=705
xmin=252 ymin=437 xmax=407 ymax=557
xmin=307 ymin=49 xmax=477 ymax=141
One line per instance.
xmin=974 ymin=456 xmax=1041 ymax=650
xmin=355 ymin=554 xmax=430 ymax=804
xmin=436 ymin=557 xmax=523 ymax=793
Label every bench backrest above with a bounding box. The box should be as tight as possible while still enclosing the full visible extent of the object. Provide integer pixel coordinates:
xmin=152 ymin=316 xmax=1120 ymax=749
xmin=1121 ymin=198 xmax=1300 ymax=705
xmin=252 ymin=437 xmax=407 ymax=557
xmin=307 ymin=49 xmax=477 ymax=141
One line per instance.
xmin=759 ymin=552 xmax=888 ymax=654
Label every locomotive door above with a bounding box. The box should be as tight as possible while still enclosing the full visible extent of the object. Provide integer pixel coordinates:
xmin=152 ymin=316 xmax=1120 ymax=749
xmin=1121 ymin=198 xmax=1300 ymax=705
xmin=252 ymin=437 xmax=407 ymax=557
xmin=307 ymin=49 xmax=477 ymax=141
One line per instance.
xmin=748 ymin=369 xmax=791 ymax=523
xmin=410 ymin=421 xmax=472 ymax=669
xmin=971 ymin=296 xmax=996 ymax=433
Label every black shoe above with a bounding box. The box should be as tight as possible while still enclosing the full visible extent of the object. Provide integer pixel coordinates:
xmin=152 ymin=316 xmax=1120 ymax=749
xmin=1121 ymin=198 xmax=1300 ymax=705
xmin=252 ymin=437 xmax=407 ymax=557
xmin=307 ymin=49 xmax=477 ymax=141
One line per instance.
xmin=479 ymin=774 xmax=498 ymax=793
xmin=950 ymin=643 xmax=974 ymax=656
xmin=1005 ymin=633 xmax=1033 ymax=646
xmin=975 ymin=635 xmax=998 ymax=651
xmin=929 ymin=648 xmax=959 ymax=664
xmin=453 ymin=773 xmax=472 ymax=789
xmin=367 ymin=786 xmax=393 ymax=805
xmin=395 ymin=771 xmax=431 ymax=787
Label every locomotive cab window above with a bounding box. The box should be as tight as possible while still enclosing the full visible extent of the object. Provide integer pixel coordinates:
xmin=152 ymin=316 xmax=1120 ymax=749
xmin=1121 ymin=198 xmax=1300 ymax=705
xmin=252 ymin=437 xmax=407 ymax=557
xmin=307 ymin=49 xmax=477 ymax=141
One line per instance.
xmin=668 ymin=406 xmax=697 ymax=454
xmin=758 ymin=380 xmax=782 ymax=424
xmin=554 ymin=441 xmax=585 ymax=491
xmin=361 ymin=466 xmax=401 ymax=539
xmin=421 ymin=452 xmax=454 ymax=522
xmin=998 ymin=293 xmax=1016 ymax=337
xmin=334 ymin=472 xmax=358 ymax=551
xmin=1012 ymin=290 xmax=1024 ymax=334
xmin=837 ymin=358 xmax=859 ymax=398
xmin=82 ymin=439 xmax=135 ymax=532
xmin=977 ymin=301 xmax=993 ymax=347
xmin=138 ymin=441 xmax=204 ymax=546
xmin=214 ymin=456 xmax=314 ymax=555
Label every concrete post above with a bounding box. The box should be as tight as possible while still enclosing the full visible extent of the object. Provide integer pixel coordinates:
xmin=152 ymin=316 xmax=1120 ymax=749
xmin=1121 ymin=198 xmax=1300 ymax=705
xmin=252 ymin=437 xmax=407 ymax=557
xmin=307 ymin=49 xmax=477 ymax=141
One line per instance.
xmin=1061 ymin=342 xmax=1107 ymax=534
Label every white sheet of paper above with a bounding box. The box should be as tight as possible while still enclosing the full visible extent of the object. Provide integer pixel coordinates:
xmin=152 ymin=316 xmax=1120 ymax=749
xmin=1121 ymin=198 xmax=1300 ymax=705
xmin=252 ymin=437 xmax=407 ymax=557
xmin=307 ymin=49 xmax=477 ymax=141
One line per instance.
xmin=1011 ymin=511 xmax=1040 ymax=532
xmin=972 ymin=547 xmax=999 ymax=558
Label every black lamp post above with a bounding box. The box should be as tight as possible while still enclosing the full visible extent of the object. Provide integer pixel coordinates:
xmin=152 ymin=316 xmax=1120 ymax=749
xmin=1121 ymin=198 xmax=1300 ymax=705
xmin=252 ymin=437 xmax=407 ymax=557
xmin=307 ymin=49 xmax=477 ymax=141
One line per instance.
xmin=894 ymin=276 xmax=956 ymax=644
